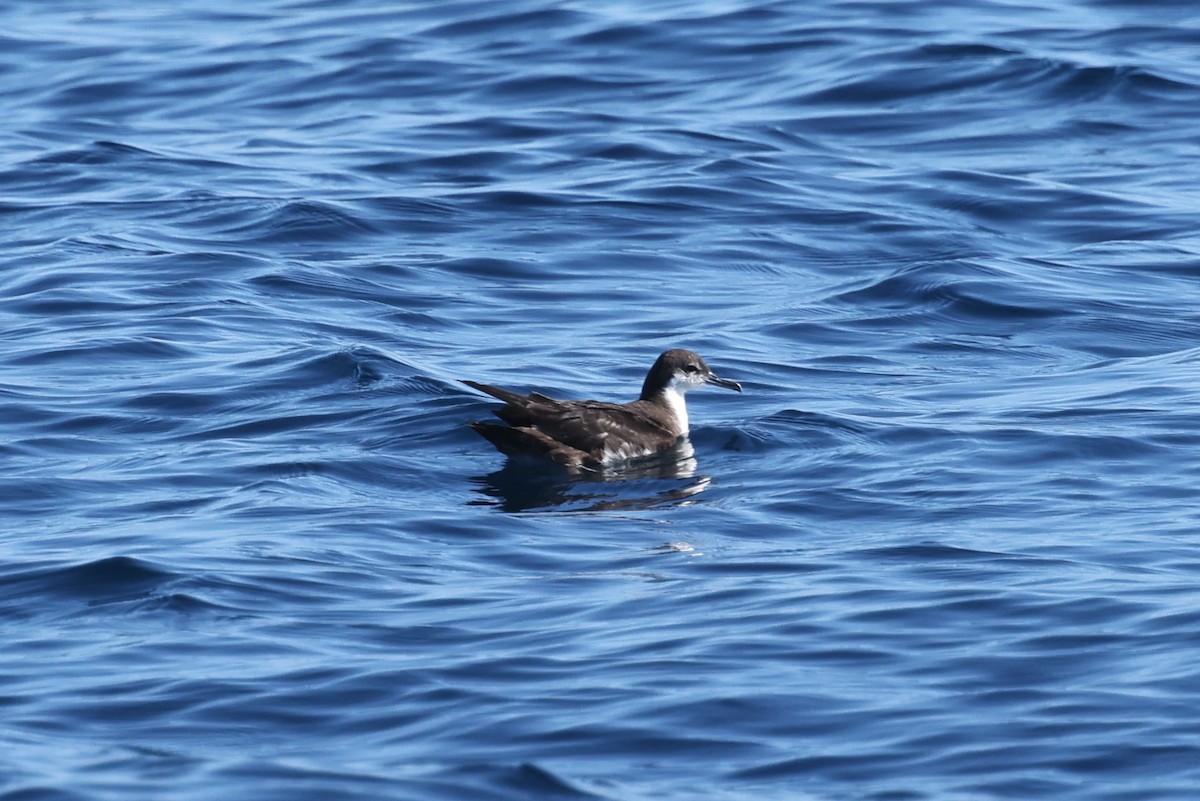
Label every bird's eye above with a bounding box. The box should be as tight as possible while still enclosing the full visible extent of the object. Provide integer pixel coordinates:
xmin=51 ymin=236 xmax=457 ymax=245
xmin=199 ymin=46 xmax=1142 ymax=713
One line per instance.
xmin=684 ymin=364 xmax=700 ymax=374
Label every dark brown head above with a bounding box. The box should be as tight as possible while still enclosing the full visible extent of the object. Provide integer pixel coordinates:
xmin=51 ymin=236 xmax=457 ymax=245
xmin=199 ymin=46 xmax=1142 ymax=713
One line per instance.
xmin=640 ymin=349 xmax=741 ymax=400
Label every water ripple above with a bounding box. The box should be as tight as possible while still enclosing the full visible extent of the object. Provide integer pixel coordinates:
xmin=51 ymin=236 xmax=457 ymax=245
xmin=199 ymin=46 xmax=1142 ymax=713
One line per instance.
xmin=4 ymin=1 xmax=1200 ymax=800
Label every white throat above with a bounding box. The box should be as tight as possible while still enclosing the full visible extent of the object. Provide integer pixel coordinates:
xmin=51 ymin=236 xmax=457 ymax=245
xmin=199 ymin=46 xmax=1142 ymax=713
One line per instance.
xmin=661 ymin=378 xmax=692 ymax=436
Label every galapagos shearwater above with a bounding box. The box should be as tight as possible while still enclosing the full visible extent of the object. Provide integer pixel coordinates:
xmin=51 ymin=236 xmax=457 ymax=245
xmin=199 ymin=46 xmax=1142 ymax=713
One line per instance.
xmin=465 ymin=348 xmax=741 ymax=469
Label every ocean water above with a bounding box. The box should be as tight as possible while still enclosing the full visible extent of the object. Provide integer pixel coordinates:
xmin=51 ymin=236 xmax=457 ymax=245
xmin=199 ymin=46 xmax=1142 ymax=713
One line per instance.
xmin=3 ymin=0 xmax=1200 ymax=798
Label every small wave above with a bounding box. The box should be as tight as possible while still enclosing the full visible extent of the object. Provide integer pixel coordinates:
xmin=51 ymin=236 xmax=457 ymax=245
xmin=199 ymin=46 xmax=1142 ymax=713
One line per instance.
xmin=827 ymin=260 xmax=1069 ymax=330
xmin=238 ymin=347 xmax=391 ymax=392
xmin=31 ymin=140 xmax=156 ymax=166
xmin=0 ymin=556 xmax=176 ymax=613
xmin=423 ymin=7 xmax=588 ymax=40
xmin=224 ymin=200 xmax=379 ymax=245
xmin=491 ymin=762 xmax=604 ymax=799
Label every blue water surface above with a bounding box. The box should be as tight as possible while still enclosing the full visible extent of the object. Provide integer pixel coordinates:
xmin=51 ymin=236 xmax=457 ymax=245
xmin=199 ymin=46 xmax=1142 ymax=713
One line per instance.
xmin=4 ymin=1 xmax=1200 ymax=799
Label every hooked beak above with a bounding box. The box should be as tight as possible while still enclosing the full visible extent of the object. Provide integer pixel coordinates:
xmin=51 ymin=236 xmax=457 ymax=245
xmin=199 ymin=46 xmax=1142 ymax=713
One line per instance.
xmin=705 ymin=372 xmax=742 ymax=392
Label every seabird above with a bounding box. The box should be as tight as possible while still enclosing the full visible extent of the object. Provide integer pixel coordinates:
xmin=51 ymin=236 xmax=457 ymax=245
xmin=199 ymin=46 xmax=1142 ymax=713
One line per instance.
xmin=465 ymin=348 xmax=741 ymax=469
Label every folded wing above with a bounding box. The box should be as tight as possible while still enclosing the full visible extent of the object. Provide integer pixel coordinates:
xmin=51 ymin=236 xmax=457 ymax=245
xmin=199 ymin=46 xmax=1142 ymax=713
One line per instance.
xmin=464 ymin=381 xmax=677 ymax=467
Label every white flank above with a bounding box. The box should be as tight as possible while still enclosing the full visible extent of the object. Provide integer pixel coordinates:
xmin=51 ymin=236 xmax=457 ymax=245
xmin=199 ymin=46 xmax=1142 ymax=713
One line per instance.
xmin=601 ymin=440 xmax=654 ymax=464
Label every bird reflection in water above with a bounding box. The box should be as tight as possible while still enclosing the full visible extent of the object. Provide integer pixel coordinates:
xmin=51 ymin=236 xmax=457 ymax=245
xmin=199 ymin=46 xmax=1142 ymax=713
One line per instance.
xmin=469 ymin=439 xmax=712 ymax=513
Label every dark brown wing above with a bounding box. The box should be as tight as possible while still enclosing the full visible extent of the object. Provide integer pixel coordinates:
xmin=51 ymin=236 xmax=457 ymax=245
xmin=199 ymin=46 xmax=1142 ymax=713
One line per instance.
xmin=464 ymin=381 xmax=678 ymax=461
xmin=469 ymin=423 xmax=592 ymax=467
xmin=531 ymin=399 xmax=677 ymax=458
xmin=462 ymin=380 xmax=528 ymax=408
